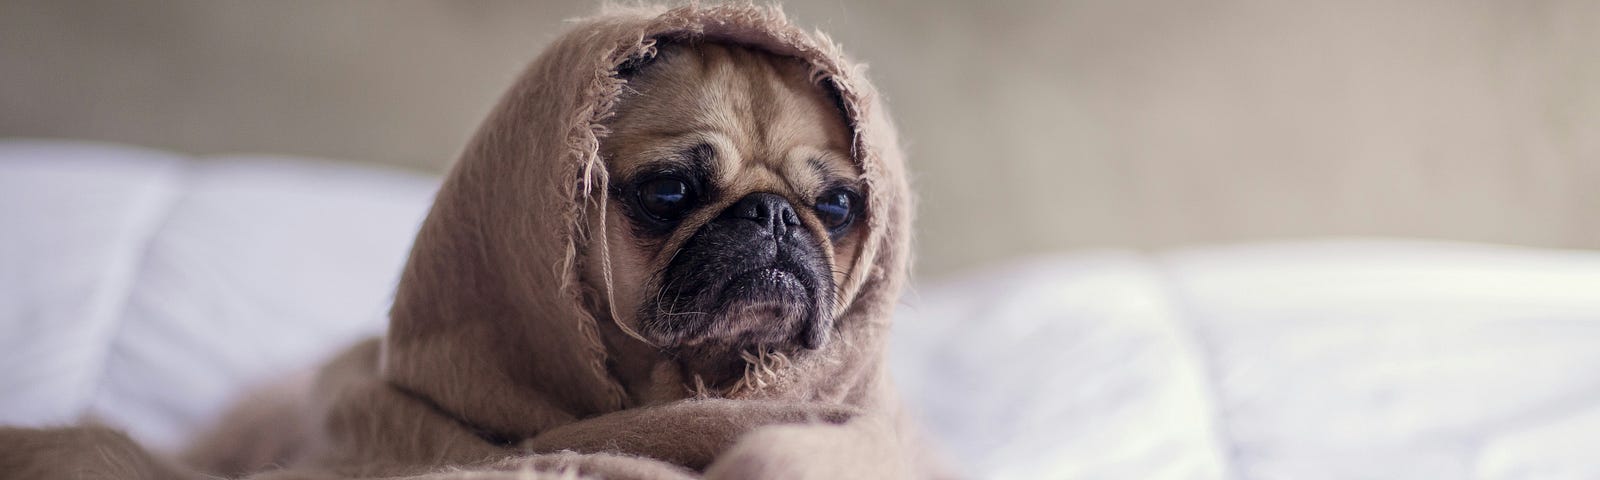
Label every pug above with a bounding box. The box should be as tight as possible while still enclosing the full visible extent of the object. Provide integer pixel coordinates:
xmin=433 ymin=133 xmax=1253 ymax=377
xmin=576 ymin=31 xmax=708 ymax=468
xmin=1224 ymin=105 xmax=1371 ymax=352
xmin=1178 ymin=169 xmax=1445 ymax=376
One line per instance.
xmin=587 ymin=41 xmax=866 ymax=389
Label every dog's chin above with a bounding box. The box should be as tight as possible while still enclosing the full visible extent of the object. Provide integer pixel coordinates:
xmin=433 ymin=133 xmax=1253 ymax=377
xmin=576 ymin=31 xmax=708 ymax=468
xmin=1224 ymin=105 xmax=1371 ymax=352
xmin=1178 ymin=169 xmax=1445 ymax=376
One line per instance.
xmin=649 ymin=267 xmax=827 ymax=386
xmin=699 ymin=267 xmax=814 ymax=345
xmin=661 ymin=267 xmax=820 ymax=350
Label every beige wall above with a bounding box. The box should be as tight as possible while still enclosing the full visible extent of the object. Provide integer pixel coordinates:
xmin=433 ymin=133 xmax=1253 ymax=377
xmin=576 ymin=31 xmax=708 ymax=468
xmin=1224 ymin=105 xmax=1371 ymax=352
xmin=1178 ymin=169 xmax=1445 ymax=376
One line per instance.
xmin=4 ymin=1 xmax=1597 ymax=277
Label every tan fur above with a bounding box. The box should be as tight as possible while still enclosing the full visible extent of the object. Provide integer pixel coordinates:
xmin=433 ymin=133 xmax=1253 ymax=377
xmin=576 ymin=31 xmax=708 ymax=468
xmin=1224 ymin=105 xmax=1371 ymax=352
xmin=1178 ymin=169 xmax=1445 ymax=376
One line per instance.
xmin=0 ymin=4 xmax=934 ymax=479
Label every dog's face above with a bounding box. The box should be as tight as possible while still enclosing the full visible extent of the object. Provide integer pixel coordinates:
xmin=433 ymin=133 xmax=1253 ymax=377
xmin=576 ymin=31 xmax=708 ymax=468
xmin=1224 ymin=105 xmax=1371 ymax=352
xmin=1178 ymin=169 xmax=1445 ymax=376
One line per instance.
xmin=595 ymin=43 xmax=863 ymax=360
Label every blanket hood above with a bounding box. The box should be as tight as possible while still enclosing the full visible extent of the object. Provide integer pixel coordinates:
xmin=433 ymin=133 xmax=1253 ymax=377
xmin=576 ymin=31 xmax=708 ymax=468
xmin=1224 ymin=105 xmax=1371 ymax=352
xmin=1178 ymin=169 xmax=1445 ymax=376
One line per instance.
xmin=380 ymin=3 xmax=912 ymax=441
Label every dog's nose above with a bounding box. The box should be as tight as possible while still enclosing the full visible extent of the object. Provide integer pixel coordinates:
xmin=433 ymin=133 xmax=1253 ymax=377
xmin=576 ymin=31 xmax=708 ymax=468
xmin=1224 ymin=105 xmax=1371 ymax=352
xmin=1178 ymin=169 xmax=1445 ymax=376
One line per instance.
xmin=723 ymin=192 xmax=800 ymax=234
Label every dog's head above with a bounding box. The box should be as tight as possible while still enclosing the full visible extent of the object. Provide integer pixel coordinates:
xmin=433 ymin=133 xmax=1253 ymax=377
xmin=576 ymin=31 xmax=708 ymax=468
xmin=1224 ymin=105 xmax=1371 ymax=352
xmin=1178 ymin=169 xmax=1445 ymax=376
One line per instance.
xmin=382 ymin=5 xmax=909 ymax=435
xmin=593 ymin=42 xmax=864 ymax=361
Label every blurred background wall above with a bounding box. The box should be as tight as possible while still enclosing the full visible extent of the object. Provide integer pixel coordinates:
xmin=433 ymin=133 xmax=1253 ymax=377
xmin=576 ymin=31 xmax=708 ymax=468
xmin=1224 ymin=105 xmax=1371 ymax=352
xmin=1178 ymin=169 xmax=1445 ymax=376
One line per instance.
xmin=3 ymin=0 xmax=1596 ymax=277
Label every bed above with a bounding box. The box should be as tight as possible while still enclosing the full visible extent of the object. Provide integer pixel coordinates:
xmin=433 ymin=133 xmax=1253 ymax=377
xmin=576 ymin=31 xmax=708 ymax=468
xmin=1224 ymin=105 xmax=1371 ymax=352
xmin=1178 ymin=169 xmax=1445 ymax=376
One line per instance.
xmin=3 ymin=140 xmax=1597 ymax=479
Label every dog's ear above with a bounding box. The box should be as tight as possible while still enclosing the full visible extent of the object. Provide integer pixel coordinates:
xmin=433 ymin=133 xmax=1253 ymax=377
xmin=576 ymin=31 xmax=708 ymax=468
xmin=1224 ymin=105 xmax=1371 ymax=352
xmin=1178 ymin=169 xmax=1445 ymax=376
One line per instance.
xmin=616 ymin=40 xmax=674 ymax=79
xmin=616 ymin=52 xmax=654 ymax=78
xmin=820 ymin=79 xmax=853 ymax=131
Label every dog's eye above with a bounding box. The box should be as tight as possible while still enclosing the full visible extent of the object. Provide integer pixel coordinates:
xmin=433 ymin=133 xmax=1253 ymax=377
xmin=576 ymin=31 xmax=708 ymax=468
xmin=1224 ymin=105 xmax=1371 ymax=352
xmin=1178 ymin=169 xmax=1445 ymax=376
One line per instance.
xmin=814 ymin=188 xmax=858 ymax=233
xmin=637 ymin=176 xmax=697 ymax=221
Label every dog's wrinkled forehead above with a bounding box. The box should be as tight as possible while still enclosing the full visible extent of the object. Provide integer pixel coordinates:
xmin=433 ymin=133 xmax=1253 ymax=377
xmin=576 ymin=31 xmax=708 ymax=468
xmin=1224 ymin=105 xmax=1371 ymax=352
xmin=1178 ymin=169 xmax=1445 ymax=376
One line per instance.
xmin=606 ymin=42 xmax=858 ymax=199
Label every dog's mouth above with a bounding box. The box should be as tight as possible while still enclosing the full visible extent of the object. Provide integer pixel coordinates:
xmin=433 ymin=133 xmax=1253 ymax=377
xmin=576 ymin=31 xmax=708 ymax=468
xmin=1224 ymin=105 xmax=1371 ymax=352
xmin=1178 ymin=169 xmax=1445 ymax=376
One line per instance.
xmin=641 ymin=254 xmax=834 ymax=353
xmin=662 ymin=264 xmax=821 ymax=350
xmin=634 ymin=259 xmax=826 ymax=388
xmin=718 ymin=267 xmax=809 ymax=304
xmin=703 ymin=266 xmax=811 ymax=338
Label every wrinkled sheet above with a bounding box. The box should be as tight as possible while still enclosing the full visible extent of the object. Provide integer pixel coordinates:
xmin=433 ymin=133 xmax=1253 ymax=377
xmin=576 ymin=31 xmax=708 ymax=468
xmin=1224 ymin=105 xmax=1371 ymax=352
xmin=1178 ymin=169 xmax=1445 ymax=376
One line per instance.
xmin=3 ymin=140 xmax=1599 ymax=479
xmin=0 ymin=140 xmax=436 ymax=451
xmin=897 ymin=243 xmax=1600 ymax=479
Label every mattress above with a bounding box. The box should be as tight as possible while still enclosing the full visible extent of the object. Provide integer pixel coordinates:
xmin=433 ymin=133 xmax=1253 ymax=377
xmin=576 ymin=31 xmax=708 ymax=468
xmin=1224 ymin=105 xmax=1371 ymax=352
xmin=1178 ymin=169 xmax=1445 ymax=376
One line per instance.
xmin=3 ymin=140 xmax=1598 ymax=479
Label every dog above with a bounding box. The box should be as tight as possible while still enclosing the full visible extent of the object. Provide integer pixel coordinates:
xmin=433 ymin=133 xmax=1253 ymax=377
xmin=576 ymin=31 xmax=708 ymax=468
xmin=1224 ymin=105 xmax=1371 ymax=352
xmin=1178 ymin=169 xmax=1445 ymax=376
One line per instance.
xmin=588 ymin=41 xmax=866 ymax=389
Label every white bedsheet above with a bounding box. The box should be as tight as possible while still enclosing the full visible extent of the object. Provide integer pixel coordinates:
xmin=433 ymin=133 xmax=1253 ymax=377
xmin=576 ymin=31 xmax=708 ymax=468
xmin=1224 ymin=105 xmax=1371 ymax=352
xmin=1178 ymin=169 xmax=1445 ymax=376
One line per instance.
xmin=900 ymin=244 xmax=1600 ymax=479
xmin=3 ymin=140 xmax=1598 ymax=479
xmin=0 ymin=140 xmax=435 ymax=451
